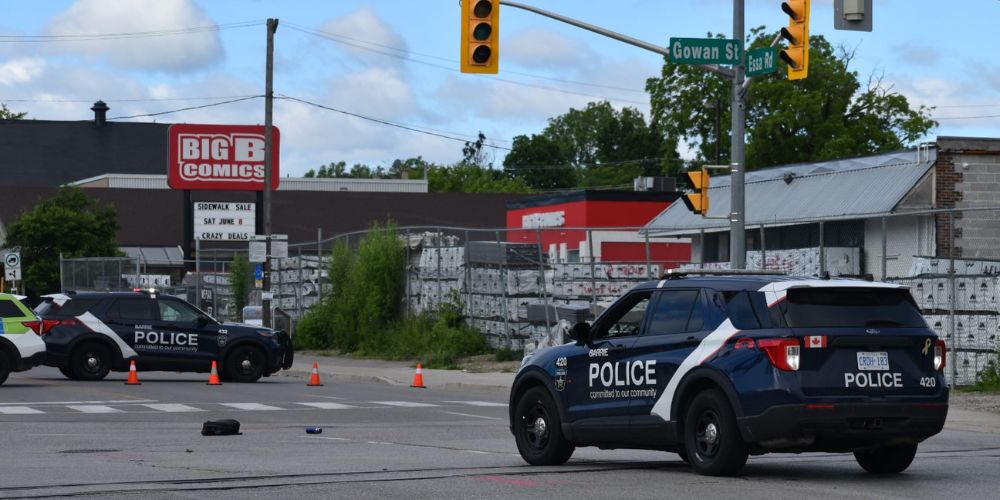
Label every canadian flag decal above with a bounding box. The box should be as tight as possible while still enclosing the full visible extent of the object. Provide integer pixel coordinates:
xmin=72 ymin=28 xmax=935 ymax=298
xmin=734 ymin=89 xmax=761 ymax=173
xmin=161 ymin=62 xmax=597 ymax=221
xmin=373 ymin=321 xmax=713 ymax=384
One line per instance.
xmin=806 ymin=335 xmax=827 ymax=348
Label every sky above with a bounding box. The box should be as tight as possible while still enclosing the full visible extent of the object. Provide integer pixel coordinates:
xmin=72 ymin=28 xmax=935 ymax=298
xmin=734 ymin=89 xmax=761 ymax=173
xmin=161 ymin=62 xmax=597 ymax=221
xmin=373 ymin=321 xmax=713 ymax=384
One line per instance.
xmin=2 ymin=0 xmax=999 ymax=178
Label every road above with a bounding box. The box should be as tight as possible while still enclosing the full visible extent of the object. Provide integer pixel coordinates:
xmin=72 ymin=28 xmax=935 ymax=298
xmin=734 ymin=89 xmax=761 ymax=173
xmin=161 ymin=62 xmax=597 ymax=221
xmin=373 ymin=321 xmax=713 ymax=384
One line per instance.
xmin=1 ymin=367 xmax=998 ymax=499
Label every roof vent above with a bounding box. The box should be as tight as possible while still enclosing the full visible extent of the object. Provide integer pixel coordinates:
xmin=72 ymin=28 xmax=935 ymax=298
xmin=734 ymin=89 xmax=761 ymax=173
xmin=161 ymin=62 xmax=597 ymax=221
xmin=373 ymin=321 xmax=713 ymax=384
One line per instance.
xmin=91 ymin=100 xmax=109 ymax=127
xmin=783 ymin=172 xmax=796 ymax=185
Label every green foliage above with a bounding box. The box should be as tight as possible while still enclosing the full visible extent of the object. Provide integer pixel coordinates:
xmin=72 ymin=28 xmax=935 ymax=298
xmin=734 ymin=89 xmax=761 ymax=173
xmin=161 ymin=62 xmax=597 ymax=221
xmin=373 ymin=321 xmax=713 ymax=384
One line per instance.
xmin=4 ymin=187 xmax=120 ymax=297
xmin=296 ymin=224 xmax=487 ymax=367
xmin=494 ymin=347 xmax=522 ymax=362
xmin=425 ymin=162 xmax=532 ymax=193
xmin=229 ymin=254 xmax=252 ymax=320
xmin=504 ymin=101 xmax=678 ymax=188
xmin=646 ymin=28 xmax=937 ymax=170
xmin=0 ymin=104 xmax=27 ymax=120
xmin=967 ymin=350 xmax=1000 ymax=392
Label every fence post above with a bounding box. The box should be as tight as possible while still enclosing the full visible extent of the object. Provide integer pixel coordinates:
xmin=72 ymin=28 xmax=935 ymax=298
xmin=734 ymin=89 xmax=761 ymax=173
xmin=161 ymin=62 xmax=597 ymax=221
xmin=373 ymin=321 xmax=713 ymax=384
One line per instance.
xmin=948 ymin=210 xmax=957 ymax=387
xmin=881 ymin=216 xmax=888 ymax=280
xmin=436 ymin=229 xmax=443 ymax=314
xmin=643 ymin=229 xmax=652 ymax=278
xmin=404 ymin=229 xmax=411 ymax=319
xmin=588 ymin=229 xmax=597 ymax=315
xmin=819 ymin=220 xmax=825 ymax=275
xmin=760 ymin=224 xmax=766 ymax=270
xmin=536 ymin=228 xmax=551 ymax=332
xmin=297 ymin=246 xmax=303 ymax=317
xmin=464 ymin=229 xmax=472 ymax=329
xmin=195 ymin=239 xmax=201 ymax=310
xmin=59 ymin=253 xmax=64 ymax=292
xmin=495 ymin=231 xmax=509 ymax=345
xmin=212 ymin=252 xmax=218 ymax=317
xmin=317 ymin=228 xmax=323 ymax=304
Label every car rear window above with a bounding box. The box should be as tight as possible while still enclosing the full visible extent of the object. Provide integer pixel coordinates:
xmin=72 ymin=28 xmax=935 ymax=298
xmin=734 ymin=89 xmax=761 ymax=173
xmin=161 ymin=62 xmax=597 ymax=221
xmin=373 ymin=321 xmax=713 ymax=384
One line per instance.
xmin=0 ymin=299 xmax=25 ymax=317
xmin=781 ymin=287 xmax=927 ymax=328
xmin=34 ymin=298 xmax=102 ymax=318
xmin=722 ymin=291 xmax=778 ymax=330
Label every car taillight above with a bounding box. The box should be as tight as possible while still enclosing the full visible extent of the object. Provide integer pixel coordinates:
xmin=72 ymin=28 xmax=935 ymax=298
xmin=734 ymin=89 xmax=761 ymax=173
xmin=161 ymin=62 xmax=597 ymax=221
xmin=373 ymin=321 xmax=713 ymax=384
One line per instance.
xmin=933 ymin=339 xmax=946 ymax=372
xmin=23 ymin=318 xmax=78 ymax=335
xmin=758 ymin=338 xmax=800 ymax=371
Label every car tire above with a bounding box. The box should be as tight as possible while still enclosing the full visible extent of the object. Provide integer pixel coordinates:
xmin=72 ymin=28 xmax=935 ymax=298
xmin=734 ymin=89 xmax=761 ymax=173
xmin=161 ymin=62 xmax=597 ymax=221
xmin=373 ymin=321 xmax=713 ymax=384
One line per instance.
xmin=69 ymin=343 xmax=112 ymax=381
xmin=513 ymin=387 xmax=575 ymax=465
xmin=684 ymin=389 xmax=748 ymax=476
xmin=0 ymin=351 xmax=11 ymax=385
xmin=225 ymin=345 xmax=265 ymax=383
xmin=58 ymin=366 xmax=80 ymax=380
xmin=854 ymin=443 xmax=918 ymax=474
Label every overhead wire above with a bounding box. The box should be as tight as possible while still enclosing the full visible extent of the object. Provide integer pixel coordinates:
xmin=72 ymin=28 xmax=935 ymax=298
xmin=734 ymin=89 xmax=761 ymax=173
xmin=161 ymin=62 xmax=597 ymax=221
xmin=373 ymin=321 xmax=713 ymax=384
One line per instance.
xmin=0 ymin=21 xmax=262 ymax=43
xmin=108 ymin=95 xmax=262 ymax=120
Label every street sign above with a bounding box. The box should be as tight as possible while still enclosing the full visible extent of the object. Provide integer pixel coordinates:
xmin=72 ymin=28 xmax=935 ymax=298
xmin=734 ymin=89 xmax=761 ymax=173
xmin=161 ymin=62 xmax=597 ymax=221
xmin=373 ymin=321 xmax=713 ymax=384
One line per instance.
xmin=746 ymin=47 xmax=777 ymax=76
xmin=4 ymin=251 xmax=21 ymax=271
xmin=249 ymin=240 xmax=267 ymax=263
xmin=5 ymin=269 xmax=20 ymax=281
xmin=669 ymin=37 xmax=742 ymax=65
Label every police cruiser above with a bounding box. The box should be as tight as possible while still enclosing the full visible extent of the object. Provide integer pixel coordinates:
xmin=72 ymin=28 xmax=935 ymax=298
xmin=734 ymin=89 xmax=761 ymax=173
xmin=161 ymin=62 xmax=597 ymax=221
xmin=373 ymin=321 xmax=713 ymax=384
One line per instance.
xmin=509 ymin=272 xmax=948 ymax=476
xmin=35 ymin=290 xmax=293 ymax=382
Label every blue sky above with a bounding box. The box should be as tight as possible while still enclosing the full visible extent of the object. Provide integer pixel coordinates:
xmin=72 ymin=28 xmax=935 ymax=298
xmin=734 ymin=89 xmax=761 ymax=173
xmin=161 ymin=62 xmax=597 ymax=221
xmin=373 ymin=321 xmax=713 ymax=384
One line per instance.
xmin=2 ymin=0 xmax=998 ymax=177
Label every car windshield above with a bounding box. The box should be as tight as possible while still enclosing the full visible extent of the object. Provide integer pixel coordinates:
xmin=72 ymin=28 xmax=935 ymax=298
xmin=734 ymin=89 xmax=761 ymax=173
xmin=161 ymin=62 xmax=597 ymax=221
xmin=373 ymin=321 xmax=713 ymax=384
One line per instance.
xmin=781 ymin=287 xmax=927 ymax=328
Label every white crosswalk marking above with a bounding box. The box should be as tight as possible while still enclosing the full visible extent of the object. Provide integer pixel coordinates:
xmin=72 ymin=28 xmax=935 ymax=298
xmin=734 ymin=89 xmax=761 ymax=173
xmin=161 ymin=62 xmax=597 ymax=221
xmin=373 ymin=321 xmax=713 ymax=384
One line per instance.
xmin=220 ymin=403 xmax=284 ymax=411
xmin=370 ymin=401 xmax=439 ymax=408
xmin=141 ymin=404 xmax=205 ymax=413
xmin=296 ymin=402 xmax=357 ymax=410
xmin=67 ymin=405 xmax=121 ymax=413
xmin=0 ymin=406 xmax=44 ymax=414
xmin=444 ymin=401 xmax=507 ymax=407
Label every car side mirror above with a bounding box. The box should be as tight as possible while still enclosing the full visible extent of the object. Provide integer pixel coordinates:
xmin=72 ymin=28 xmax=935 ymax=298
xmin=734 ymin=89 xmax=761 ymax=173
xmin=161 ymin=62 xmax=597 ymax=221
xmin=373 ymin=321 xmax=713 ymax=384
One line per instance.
xmin=568 ymin=322 xmax=591 ymax=346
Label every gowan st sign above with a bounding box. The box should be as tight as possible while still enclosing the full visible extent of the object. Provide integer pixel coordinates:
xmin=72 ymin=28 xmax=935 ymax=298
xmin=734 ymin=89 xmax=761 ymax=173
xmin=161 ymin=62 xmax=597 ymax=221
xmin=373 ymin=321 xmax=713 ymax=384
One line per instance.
xmin=669 ymin=37 xmax=742 ymax=65
xmin=194 ymin=202 xmax=256 ymax=241
xmin=168 ymin=124 xmax=281 ymax=190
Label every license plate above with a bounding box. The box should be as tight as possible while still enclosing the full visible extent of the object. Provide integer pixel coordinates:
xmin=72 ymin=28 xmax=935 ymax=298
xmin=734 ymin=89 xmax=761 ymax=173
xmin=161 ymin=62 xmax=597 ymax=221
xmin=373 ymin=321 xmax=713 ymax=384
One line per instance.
xmin=857 ymin=352 xmax=889 ymax=371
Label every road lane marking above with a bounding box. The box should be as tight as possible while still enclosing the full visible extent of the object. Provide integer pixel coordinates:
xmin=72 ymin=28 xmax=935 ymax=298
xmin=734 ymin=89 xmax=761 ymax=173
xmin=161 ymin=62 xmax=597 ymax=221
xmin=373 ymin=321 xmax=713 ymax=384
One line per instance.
xmin=303 ymin=436 xmax=350 ymax=441
xmin=67 ymin=405 xmax=122 ymax=413
xmin=220 ymin=403 xmax=284 ymax=411
xmin=0 ymin=406 xmax=44 ymax=414
xmin=0 ymin=399 xmax=156 ymax=406
xmin=141 ymin=404 xmax=205 ymax=413
xmin=443 ymin=401 xmax=507 ymax=407
xmin=443 ymin=411 xmax=503 ymax=421
xmin=296 ymin=402 xmax=358 ymax=410
xmin=370 ymin=401 xmax=439 ymax=407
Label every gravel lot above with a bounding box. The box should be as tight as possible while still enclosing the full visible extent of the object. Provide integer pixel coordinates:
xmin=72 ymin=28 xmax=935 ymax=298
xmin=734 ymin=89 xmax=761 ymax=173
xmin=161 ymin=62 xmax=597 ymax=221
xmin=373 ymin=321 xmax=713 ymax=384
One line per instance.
xmin=950 ymin=391 xmax=1000 ymax=414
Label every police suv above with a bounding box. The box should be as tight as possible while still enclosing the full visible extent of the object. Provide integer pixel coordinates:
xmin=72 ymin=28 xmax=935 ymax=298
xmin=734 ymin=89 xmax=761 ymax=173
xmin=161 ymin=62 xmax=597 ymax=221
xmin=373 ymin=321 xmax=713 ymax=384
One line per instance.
xmin=36 ymin=290 xmax=293 ymax=382
xmin=509 ymin=273 xmax=948 ymax=476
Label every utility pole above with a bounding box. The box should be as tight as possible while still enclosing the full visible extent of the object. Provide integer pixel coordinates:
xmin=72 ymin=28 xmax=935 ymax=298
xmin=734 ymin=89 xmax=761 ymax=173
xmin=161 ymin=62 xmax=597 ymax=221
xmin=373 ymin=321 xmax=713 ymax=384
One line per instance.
xmin=730 ymin=0 xmax=746 ymax=269
xmin=262 ymin=18 xmax=278 ymax=328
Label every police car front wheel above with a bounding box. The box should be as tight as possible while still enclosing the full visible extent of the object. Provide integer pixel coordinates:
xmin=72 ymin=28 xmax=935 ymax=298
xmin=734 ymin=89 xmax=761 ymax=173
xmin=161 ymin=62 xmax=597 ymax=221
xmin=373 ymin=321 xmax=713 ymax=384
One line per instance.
xmin=513 ymin=387 xmax=574 ymax=466
xmin=225 ymin=345 xmax=265 ymax=383
xmin=683 ymin=390 xmax=748 ymax=476
xmin=0 ymin=352 xmax=10 ymax=385
xmin=69 ymin=343 xmax=112 ymax=381
xmin=853 ymin=443 xmax=918 ymax=474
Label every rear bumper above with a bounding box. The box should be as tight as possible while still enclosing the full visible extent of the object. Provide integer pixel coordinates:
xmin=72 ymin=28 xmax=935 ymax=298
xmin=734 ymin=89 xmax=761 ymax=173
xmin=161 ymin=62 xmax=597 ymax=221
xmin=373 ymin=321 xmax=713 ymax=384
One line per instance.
xmin=739 ymin=402 xmax=948 ymax=452
xmin=15 ymin=351 xmax=46 ymax=371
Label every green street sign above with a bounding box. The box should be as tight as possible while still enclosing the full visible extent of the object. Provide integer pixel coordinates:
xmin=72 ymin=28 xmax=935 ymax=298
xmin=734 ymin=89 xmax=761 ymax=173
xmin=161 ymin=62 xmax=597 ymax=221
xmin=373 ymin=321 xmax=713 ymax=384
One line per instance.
xmin=669 ymin=37 xmax=742 ymax=65
xmin=746 ymin=47 xmax=777 ymax=76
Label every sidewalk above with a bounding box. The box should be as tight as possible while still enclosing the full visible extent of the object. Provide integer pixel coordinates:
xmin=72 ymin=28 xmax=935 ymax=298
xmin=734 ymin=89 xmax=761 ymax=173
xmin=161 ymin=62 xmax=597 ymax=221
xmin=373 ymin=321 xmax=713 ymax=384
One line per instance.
xmin=283 ymin=355 xmax=1000 ymax=434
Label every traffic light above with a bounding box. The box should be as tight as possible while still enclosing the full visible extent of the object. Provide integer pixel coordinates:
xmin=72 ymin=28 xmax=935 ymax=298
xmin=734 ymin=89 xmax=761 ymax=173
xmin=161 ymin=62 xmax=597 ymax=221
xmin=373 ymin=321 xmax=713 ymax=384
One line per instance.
xmin=779 ymin=0 xmax=810 ymax=80
xmin=461 ymin=0 xmax=499 ymax=74
xmin=682 ymin=167 xmax=710 ymax=216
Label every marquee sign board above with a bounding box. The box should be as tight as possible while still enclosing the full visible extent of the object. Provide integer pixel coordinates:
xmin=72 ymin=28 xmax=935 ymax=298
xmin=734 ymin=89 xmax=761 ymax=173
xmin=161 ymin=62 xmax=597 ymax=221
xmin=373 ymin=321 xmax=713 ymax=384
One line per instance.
xmin=168 ymin=124 xmax=281 ymax=190
xmin=194 ymin=202 xmax=256 ymax=241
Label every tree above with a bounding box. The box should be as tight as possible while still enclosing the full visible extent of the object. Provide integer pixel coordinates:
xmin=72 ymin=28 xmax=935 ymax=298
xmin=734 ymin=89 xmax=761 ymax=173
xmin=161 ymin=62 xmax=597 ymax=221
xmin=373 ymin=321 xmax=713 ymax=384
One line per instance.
xmin=425 ymin=162 xmax=531 ymax=193
xmin=646 ymin=29 xmax=936 ymax=169
xmin=0 ymin=104 xmax=27 ymax=120
xmin=502 ymin=134 xmax=576 ymax=190
xmin=4 ymin=187 xmax=121 ymax=297
xmin=229 ymin=253 xmax=252 ymax=321
xmin=504 ymin=101 xmax=677 ymax=189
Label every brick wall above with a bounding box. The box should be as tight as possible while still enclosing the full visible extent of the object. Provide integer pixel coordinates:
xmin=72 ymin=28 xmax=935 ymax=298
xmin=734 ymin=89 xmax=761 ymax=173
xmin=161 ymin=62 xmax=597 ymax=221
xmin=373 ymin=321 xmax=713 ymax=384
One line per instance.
xmin=936 ymin=137 xmax=1000 ymax=260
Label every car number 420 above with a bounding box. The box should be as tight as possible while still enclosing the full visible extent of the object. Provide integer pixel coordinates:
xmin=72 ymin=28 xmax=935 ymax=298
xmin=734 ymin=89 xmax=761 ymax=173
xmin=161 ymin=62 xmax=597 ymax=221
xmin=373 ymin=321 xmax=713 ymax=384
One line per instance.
xmin=919 ymin=377 xmax=937 ymax=388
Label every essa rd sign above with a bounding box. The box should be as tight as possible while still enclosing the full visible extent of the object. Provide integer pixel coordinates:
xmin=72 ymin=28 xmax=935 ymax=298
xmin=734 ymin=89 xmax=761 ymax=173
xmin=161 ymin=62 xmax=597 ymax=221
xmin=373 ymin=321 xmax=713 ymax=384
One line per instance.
xmin=168 ymin=124 xmax=281 ymax=190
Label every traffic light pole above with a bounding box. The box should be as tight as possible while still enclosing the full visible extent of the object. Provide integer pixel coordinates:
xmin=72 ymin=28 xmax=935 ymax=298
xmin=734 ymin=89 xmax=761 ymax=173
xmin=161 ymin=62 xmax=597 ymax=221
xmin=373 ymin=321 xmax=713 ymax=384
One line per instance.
xmin=497 ymin=0 xmax=752 ymax=269
xmin=263 ymin=18 xmax=278 ymax=328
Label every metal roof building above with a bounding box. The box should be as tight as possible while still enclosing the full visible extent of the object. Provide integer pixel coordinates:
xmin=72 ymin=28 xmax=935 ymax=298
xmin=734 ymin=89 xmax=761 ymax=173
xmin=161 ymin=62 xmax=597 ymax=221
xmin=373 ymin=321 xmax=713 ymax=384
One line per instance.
xmin=69 ymin=174 xmax=429 ymax=193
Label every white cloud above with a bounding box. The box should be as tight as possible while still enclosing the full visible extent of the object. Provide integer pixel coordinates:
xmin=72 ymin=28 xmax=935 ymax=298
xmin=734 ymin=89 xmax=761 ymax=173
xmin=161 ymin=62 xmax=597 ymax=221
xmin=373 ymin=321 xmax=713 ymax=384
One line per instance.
xmin=0 ymin=58 xmax=45 ymax=86
xmin=504 ymin=28 xmax=596 ymax=70
xmin=316 ymin=7 xmax=408 ymax=69
xmin=44 ymin=0 xmax=223 ymax=72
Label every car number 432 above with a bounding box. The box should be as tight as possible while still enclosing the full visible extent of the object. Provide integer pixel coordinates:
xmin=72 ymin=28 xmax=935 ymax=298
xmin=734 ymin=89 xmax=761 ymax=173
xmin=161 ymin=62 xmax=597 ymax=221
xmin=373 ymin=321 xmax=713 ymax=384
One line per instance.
xmin=919 ymin=377 xmax=937 ymax=388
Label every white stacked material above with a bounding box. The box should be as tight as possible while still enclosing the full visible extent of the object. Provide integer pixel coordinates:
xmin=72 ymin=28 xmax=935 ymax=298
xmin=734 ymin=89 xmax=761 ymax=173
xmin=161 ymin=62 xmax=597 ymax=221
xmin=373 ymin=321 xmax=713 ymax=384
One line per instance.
xmin=418 ymin=246 xmax=465 ymax=279
xmin=909 ymin=256 xmax=1000 ymax=276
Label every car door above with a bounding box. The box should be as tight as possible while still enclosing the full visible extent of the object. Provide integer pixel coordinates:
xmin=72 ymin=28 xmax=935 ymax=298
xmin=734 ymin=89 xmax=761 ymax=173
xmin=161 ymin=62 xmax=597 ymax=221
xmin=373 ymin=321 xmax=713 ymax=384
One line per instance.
xmin=627 ymin=288 xmax=716 ymax=442
xmin=561 ymin=289 xmax=652 ymax=443
xmin=104 ymin=297 xmax=162 ymax=365
xmin=151 ymin=297 xmax=218 ymax=367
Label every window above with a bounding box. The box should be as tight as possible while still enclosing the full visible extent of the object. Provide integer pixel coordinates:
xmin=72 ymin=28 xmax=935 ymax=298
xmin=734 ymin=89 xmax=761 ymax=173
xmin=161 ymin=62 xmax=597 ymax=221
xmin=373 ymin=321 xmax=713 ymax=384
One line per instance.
xmin=0 ymin=299 xmax=24 ymax=317
xmin=722 ymin=291 xmax=777 ymax=330
xmin=595 ymin=292 xmax=651 ymax=339
xmin=35 ymin=298 xmax=101 ymax=318
xmin=110 ymin=299 xmax=156 ymax=321
xmin=158 ymin=299 xmax=201 ymax=323
xmin=781 ymin=288 xmax=926 ymax=328
xmin=647 ymin=290 xmax=703 ymax=335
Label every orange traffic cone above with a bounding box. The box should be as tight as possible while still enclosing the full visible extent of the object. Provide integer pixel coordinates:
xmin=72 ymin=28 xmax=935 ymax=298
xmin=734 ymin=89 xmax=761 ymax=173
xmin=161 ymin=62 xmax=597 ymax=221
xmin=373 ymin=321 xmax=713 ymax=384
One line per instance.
xmin=206 ymin=360 xmax=222 ymax=385
xmin=410 ymin=363 xmax=426 ymax=388
xmin=124 ymin=360 xmax=141 ymax=385
xmin=307 ymin=361 xmax=323 ymax=386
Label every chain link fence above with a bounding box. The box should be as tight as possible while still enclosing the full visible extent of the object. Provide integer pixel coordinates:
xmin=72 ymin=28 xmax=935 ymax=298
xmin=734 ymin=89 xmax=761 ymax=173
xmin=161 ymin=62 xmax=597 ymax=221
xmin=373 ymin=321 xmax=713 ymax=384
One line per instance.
xmin=58 ymin=207 xmax=1000 ymax=386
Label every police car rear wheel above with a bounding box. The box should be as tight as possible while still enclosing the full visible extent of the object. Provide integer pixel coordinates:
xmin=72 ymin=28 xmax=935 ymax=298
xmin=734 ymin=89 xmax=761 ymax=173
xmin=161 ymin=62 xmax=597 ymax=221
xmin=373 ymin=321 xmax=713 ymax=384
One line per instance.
xmin=225 ymin=345 xmax=264 ymax=383
xmin=853 ymin=443 xmax=918 ymax=474
xmin=514 ymin=387 xmax=574 ymax=465
xmin=58 ymin=366 xmax=79 ymax=380
xmin=70 ymin=343 xmax=112 ymax=381
xmin=0 ymin=352 xmax=10 ymax=385
xmin=684 ymin=390 xmax=748 ymax=476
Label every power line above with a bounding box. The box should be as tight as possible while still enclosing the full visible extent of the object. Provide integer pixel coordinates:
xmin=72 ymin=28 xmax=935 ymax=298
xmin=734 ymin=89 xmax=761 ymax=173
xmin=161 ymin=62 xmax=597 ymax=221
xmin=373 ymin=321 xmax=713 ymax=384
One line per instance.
xmin=933 ymin=114 xmax=1000 ymax=120
xmin=108 ymin=95 xmax=262 ymax=120
xmin=277 ymin=94 xmax=513 ymax=151
xmin=0 ymin=21 xmax=261 ymax=43
xmin=2 ymin=95 xmax=260 ymax=104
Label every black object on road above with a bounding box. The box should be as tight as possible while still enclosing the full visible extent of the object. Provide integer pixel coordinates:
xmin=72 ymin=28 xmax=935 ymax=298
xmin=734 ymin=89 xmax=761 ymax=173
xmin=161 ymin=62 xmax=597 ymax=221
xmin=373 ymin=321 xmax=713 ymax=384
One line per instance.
xmin=202 ymin=419 xmax=242 ymax=436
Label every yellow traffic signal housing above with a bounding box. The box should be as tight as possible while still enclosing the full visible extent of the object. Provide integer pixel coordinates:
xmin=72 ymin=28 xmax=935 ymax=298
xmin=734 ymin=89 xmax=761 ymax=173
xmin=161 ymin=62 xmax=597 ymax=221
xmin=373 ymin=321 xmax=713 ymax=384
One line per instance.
xmin=780 ymin=0 xmax=810 ymax=80
xmin=461 ymin=0 xmax=499 ymax=74
xmin=682 ymin=168 xmax=710 ymax=216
